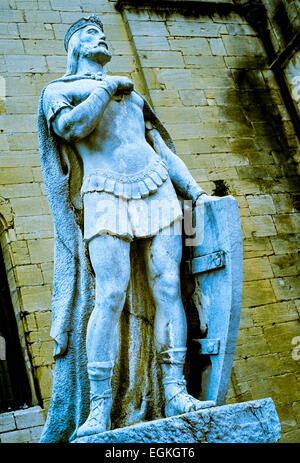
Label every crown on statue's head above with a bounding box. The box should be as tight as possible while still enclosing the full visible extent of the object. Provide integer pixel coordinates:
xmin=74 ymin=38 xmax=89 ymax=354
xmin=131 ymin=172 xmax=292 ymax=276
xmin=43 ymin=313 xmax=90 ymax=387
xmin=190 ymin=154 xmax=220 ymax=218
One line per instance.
xmin=64 ymin=14 xmax=104 ymax=51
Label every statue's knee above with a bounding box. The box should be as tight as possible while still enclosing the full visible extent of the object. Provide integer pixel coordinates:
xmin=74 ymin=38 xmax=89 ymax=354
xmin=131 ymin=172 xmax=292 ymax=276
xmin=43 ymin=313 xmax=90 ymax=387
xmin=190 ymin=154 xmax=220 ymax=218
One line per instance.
xmin=98 ymin=286 xmax=127 ymax=314
xmin=110 ymin=289 xmax=127 ymax=313
xmin=95 ymin=267 xmax=129 ymax=312
xmin=156 ymin=273 xmax=180 ymax=301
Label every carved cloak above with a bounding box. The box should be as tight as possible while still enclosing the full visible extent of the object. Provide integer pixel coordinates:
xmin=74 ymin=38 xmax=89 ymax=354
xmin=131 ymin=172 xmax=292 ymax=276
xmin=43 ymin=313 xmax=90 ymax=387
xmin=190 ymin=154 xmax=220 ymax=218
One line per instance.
xmin=38 ymin=76 xmax=181 ymax=443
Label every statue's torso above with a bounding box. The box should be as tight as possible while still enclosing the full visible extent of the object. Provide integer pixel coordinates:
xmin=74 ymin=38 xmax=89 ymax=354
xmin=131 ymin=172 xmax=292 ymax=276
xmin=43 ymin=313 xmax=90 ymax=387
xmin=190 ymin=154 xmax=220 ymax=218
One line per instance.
xmin=45 ymin=77 xmax=169 ymax=200
xmin=64 ymin=78 xmax=157 ymax=176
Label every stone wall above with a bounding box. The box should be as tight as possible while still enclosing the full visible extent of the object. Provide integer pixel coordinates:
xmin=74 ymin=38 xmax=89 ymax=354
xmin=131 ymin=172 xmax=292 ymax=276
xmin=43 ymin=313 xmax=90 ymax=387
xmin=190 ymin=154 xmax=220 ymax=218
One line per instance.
xmin=0 ymin=406 xmax=45 ymax=443
xmin=260 ymin=0 xmax=299 ymax=55
xmin=0 ymin=0 xmax=299 ymax=443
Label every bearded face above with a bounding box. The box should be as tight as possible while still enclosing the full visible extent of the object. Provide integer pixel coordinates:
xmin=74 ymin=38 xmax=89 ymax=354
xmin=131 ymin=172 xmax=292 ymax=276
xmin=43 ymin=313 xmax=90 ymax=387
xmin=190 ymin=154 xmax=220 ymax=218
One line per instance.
xmin=65 ymin=24 xmax=112 ymax=75
xmin=78 ymin=25 xmax=112 ymax=65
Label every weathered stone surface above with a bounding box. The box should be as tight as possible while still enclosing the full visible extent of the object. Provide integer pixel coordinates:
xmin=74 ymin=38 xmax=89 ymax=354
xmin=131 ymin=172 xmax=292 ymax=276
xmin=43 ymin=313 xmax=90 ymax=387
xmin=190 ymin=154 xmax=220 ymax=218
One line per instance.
xmin=0 ymin=406 xmax=46 ymax=443
xmin=20 ymin=285 xmax=52 ymax=311
xmin=251 ymin=301 xmax=299 ymax=325
xmin=271 ymin=276 xmax=300 ymax=300
xmin=242 ymin=280 xmax=276 ymax=307
xmin=0 ymin=411 xmax=16 ymax=433
xmin=30 ymin=425 xmax=45 ymax=443
xmin=129 ymin=20 xmax=168 ymax=37
xmin=10 ymin=196 xmax=51 ymax=217
xmin=73 ymin=399 xmax=280 ymax=443
xmin=14 ymin=215 xmax=54 ymax=239
xmin=14 ymin=406 xmax=45 ymax=429
xmin=247 ymin=195 xmax=276 ymax=215
xmin=269 ymin=253 xmax=299 ymax=277
xmin=27 ymin=238 xmax=54 ymax=263
xmin=243 ymin=256 xmax=273 ymax=281
xmin=241 ymin=215 xmax=277 ymax=238
xmin=167 ymin=21 xmax=224 ymax=38
xmin=15 ymin=264 xmax=43 ymax=286
xmin=6 ymin=55 xmax=47 ymax=73
xmin=0 ymin=428 xmax=32 ymax=443
xmin=0 ymin=182 xmax=41 ymax=198
xmin=209 ymin=38 xmax=226 ymax=55
xmin=169 ymin=37 xmax=211 ymax=55
xmin=139 ymin=51 xmax=184 ymax=68
xmin=18 ymin=23 xmax=54 ymax=39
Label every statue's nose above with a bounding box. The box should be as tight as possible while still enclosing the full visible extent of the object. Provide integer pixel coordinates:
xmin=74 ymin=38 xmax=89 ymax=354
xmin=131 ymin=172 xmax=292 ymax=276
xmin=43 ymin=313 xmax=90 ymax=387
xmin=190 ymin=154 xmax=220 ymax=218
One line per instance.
xmin=98 ymin=40 xmax=107 ymax=48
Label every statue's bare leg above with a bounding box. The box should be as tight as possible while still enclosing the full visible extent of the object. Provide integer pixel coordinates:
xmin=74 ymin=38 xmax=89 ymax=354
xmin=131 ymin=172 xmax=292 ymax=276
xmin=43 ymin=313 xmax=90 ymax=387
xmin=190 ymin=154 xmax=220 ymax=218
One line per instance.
xmin=77 ymin=234 xmax=131 ymax=437
xmin=143 ymin=222 xmax=214 ymax=416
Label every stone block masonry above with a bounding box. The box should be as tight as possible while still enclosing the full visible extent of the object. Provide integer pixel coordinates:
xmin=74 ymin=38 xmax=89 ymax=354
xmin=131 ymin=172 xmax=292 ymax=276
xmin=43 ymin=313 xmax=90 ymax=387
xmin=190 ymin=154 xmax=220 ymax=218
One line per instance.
xmin=0 ymin=406 xmax=45 ymax=443
xmin=0 ymin=0 xmax=299 ymax=443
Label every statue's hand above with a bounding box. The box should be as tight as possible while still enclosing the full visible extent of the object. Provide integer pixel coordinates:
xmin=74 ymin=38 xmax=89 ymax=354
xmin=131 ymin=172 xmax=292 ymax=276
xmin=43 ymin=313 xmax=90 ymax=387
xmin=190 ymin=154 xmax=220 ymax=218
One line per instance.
xmin=116 ymin=76 xmax=134 ymax=94
xmin=104 ymin=75 xmax=134 ymax=96
xmin=53 ymin=332 xmax=69 ymax=358
xmin=194 ymin=194 xmax=222 ymax=206
xmin=189 ymin=189 xmax=207 ymax=207
xmin=196 ymin=193 xmax=208 ymax=201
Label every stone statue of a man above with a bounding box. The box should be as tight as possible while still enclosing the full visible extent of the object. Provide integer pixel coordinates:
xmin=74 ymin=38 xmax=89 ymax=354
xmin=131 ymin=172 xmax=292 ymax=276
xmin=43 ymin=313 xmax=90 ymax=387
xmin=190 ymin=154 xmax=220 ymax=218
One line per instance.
xmin=39 ymin=15 xmax=214 ymax=441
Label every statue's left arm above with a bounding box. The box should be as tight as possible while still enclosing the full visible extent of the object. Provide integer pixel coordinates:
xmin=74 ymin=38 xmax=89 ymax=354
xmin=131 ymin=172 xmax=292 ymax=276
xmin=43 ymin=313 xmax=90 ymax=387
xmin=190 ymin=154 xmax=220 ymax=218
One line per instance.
xmin=145 ymin=121 xmax=207 ymax=204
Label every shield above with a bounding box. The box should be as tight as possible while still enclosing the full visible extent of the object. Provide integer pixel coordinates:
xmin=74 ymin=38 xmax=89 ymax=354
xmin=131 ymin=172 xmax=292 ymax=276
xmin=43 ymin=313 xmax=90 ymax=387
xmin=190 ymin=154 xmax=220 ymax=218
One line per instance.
xmin=182 ymin=195 xmax=243 ymax=406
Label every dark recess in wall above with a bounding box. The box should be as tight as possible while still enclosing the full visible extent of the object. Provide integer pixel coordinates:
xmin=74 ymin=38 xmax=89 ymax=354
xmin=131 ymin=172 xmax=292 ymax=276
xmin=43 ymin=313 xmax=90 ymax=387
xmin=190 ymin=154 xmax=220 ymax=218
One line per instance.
xmin=212 ymin=180 xmax=230 ymax=197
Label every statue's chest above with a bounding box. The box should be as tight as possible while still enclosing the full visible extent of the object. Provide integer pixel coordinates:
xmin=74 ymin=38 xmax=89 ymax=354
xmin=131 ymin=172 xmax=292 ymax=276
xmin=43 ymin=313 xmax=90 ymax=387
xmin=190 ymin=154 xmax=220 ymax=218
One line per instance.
xmin=105 ymin=94 xmax=137 ymax=121
xmin=67 ymin=79 xmax=101 ymax=105
xmin=68 ymin=79 xmax=142 ymax=107
xmin=103 ymin=92 xmax=145 ymax=133
xmin=67 ymin=79 xmax=144 ymax=130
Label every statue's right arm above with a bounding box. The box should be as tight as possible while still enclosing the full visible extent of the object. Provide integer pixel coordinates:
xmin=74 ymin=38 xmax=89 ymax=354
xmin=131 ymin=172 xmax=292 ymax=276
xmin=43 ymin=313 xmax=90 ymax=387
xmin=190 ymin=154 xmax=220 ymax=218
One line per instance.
xmin=51 ymin=79 xmax=116 ymax=142
xmin=50 ymin=76 xmax=134 ymax=142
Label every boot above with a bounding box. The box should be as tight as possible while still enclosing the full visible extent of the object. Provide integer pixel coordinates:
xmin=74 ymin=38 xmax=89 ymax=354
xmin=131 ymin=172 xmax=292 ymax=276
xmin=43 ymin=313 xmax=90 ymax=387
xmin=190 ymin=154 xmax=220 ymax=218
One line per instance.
xmin=158 ymin=348 xmax=215 ymax=417
xmin=77 ymin=361 xmax=114 ymax=438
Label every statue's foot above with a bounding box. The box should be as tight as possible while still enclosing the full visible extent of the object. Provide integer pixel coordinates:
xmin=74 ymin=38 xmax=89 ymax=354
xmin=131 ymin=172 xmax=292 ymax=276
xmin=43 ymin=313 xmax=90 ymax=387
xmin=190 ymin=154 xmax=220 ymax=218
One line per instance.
xmin=165 ymin=391 xmax=215 ymax=417
xmin=76 ymin=390 xmax=112 ymax=438
xmin=164 ymin=378 xmax=215 ymax=417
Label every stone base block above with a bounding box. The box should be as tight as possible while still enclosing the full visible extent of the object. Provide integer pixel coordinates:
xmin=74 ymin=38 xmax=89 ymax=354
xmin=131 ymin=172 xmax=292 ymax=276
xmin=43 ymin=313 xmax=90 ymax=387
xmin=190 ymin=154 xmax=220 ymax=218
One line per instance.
xmin=73 ymin=398 xmax=281 ymax=443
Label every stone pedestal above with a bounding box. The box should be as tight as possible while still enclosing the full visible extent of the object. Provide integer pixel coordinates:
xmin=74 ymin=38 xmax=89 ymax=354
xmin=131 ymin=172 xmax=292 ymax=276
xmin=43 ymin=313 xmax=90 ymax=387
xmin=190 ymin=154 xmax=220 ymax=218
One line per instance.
xmin=73 ymin=398 xmax=280 ymax=443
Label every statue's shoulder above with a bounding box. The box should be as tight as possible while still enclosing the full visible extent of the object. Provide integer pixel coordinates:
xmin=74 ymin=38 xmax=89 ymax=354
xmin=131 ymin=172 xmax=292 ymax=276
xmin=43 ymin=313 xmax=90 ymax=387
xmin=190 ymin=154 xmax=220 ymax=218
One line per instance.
xmin=41 ymin=79 xmax=75 ymax=126
xmin=42 ymin=78 xmax=72 ymax=100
